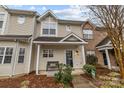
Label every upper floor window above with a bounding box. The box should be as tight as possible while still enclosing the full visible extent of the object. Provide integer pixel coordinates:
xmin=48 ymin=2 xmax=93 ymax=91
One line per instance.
xmin=42 ymin=22 xmax=56 ymax=36
xmin=83 ymin=29 xmax=93 ymax=39
xmin=0 ymin=14 xmax=5 ymax=31
xmin=66 ymin=25 xmax=71 ymax=31
xmin=17 ymin=15 xmax=26 ymax=24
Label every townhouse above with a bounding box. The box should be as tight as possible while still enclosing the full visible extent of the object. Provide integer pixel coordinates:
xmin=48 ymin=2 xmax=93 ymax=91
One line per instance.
xmin=0 ymin=6 xmax=117 ymax=77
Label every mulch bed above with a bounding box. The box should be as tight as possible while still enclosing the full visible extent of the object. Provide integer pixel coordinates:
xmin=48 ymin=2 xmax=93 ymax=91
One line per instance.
xmin=0 ymin=72 xmax=63 ymax=88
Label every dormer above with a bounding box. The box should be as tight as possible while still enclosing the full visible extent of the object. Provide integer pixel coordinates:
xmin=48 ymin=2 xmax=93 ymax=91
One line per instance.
xmin=38 ymin=10 xmax=58 ymax=37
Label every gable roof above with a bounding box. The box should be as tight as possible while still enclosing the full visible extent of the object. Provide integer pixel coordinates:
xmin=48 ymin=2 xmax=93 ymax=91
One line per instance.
xmin=38 ymin=10 xmax=58 ymax=21
xmin=59 ymin=32 xmax=87 ymax=43
xmin=96 ymin=36 xmax=110 ymax=47
xmin=81 ymin=20 xmax=96 ymax=29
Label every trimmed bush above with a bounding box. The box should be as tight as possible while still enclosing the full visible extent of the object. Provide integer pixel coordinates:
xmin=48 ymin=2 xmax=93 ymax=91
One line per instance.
xmin=83 ymin=64 xmax=96 ymax=76
xmin=86 ymin=55 xmax=98 ymax=65
xmin=54 ymin=63 xmax=73 ymax=87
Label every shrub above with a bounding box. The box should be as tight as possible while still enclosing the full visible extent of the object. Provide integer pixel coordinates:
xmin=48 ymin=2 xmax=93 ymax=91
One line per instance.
xmin=86 ymin=55 xmax=98 ymax=65
xmin=54 ymin=63 xmax=73 ymax=87
xmin=83 ymin=64 xmax=96 ymax=76
xmin=20 ymin=80 xmax=30 ymax=88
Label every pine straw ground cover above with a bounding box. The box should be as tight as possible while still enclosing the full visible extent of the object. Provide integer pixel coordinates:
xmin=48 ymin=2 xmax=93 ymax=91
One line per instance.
xmin=81 ymin=65 xmax=124 ymax=88
xmin=0 ymin=72 xmax=64 ymax=88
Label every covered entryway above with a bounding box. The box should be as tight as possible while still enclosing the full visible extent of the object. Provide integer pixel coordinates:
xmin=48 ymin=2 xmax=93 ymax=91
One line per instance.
xmin=96 ymin=37 xmax=118 ymax=70
xmin=33 ymin=33 xmax=87 ymax=76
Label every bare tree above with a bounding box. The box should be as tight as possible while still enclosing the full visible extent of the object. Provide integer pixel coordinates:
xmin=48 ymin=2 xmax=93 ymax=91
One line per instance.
xmin=86 ymin=5 xmax=124 ymax=79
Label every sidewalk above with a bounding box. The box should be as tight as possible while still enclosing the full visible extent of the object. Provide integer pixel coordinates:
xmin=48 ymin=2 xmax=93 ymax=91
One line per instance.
xmin=72 ymin=75 xmax=96 ymax=88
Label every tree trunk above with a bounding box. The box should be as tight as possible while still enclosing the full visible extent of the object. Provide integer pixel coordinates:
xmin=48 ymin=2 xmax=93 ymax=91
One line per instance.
xmin=117 ymin=49 xmax=124 ymax=79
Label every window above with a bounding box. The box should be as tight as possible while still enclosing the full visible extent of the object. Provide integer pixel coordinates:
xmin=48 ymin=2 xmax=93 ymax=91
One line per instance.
xmin=17 ymin=15 xmax=25 ymax=24
xmin=0 ymin=14 xmax=5 ymax=31
xmin=0 ymin=47 xmax=13 ymax=64
xmin=86 ymin=50 xmax=95 ymax=55
xmin=66 ymin=25 xmax=71 ymax=31
xmin=42 ymin=22 xmax=56 ymax=36
xmin=18 ymin=48 xmax=25 ymax=63
xmin=0 ymin=47 xmax=5 ymax=64
xmin=83 ymin=29 xmax=93 ymax=39
xmin=43 ymin=49 xmax=54 ymax=58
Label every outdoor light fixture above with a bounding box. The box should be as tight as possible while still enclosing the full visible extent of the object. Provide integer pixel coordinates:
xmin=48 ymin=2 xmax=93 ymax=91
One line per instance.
xmin=75 ymin=50 xmax=79 ymax=55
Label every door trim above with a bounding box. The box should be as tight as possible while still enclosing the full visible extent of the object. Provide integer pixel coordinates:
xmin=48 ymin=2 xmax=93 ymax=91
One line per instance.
xmin=65 ymin=49 xmax=73 ymax=67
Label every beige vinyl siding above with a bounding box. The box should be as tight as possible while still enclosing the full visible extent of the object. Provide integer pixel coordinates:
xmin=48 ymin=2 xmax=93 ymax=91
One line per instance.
xmin=0 ymin=41 xmax=31 ymax=76
xmin=14 ymin=42 xmax=30 ymax=75
xmin=0 ymin=6 xmax=9 ymax=35
xmin=6 ymin=14 xmax=34 ymax=35
xmin=0 ymin=41 xmax=16 ymax=76
xmin=58 ymin=24 xmax=82 ymax=37
xmin=38 ymin=45 xmax=83 ymax=71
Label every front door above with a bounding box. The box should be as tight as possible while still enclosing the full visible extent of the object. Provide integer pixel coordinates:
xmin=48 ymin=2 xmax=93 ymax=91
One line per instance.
xmin=66 ymin=50 xmax=73 ymax=67
xmin=103 ymin=52 xmax=108 ymax=65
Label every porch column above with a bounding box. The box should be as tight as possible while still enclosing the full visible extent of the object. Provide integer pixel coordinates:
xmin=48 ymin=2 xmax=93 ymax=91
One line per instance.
xmin=36 ymin=44 xmax=40 ymax=75
xmin=105 ymin=49 xmax=111 ymax=69
xmin=81 ymin=45 xmax=86 ymax=65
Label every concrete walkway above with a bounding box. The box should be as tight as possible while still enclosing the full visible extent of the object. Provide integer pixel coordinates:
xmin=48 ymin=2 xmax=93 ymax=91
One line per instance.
xmin=72 ymin=75 xmax=96 ymax=88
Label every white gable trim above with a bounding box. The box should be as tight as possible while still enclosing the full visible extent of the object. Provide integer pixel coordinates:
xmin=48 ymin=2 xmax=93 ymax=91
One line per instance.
xmin=96 ymin=40 xmax=112 ymax=49
xmin=38 ymin=10 xmax=58 ymax=21
xmin=59 ymin=33 xmax=87 ymax=44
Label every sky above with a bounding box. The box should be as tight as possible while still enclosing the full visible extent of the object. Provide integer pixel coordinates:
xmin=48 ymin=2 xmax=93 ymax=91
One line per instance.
xmin=7 ymin=5 xmax=90 ymax=21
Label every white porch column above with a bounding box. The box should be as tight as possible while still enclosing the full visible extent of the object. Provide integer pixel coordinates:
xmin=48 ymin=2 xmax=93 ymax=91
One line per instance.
xmin=81 ymin=45 xmax=86 ymax=65
xmin=36 ymin=44 xmax=40 ymax=75
xmin=105 ymin=49 xmax=111 ymax=69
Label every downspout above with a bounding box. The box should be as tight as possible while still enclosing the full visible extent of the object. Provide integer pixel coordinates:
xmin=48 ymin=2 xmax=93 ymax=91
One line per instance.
xmin=11 ymin=40 xmax=19 ymax=77
xmin=27 ymin=15 xmax=36 ymax=74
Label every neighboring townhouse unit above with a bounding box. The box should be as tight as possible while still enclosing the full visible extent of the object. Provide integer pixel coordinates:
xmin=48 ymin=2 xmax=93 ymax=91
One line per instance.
xmin=0 ymin=6 xmax=118 ymax=77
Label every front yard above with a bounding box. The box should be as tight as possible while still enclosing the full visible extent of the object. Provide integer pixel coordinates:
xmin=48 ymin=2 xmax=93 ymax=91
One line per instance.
xmin=0 ymin=65 xmax=124 ymax=88
xmin=81 ymin=64 xmax=124 ymax=88
xmin=0 ymin=72 xmax=63 ymax=88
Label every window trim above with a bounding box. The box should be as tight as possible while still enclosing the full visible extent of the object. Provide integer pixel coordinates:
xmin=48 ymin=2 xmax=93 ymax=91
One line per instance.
xmin=83 ymin=29 xmax=93 ymax=39
xmin=42 ymin=49 xmax=54 ymax=58
xmin=41 ymin=16 xmax=57 ymax=37
xmin=0 ymin=12 xmax=7 ymax=35
xmin=18 ymin=48 xmax=25 ymax=64
xmin=0 ymin=46 xmax=14 ymax=64
xmin=66 ymin=25 xmax=71 ymax=32
xmin=86 ymin=50 xmax=95 ymax=56
xmin=17 ymin=15 xmax=26 ymax=24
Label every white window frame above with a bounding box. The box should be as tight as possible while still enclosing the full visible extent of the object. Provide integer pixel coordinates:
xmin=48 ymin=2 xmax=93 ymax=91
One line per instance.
xmin=18 ymin=48 xmax=25 ymax=64
xmin=83 ymin=29 xmax=93 ymax=39
xmin=66 ymin=25 xmax=71 ymax=32
xmin=42 ymin=49 xmax=54 ymax=58
xmin=0 ymin=46 xmax=14 ymax=64
xmin=86 ymin=50 xmax=95 ymax=55
xmin=41 ymin=16 xmax=57 ymax=37
xmin=17 ymin=15 xmax=26 ymax=24
xmin=0 ymin=12 xmax=7 ymax=35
